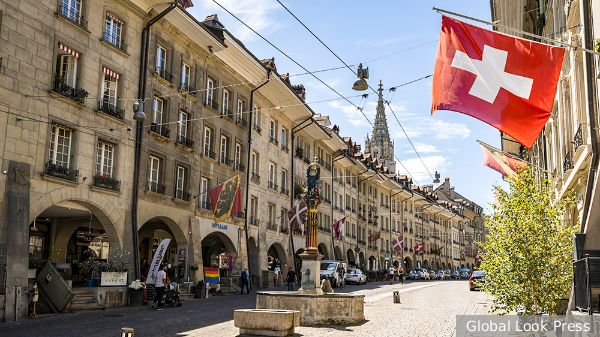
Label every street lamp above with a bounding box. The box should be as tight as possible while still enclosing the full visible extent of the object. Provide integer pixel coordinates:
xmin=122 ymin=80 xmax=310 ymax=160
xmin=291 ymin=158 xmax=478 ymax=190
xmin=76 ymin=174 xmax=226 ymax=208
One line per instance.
xmin=352 ymin=63 xmax=369 ymax=91
xmin=133 ymin=101 xmax=146 ymax=122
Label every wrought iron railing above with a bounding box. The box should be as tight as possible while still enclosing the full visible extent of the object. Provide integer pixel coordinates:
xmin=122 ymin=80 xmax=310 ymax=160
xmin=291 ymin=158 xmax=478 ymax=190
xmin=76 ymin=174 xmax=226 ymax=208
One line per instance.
xmin=98 ymin=101 xmax=125 ymax=120
xmin=180 ymin=83 xmax=197 ymax=97
xmin=150 ymin=122 xmax=170 ymax=139
xmin=251 ymin=172 xmax=260 ymax=182
xmin=281 ymin=144 xmax=289 ymax=153
xmin=203 ymin=149 xmax=216 ymax=160
xmin=323 ymin=197 xmax=331 ymax=204
xmin=280 ymin=226 xmax=289 ymax=234
xmin=573 ymin=257 xmax=600 ymax=314
xmin=198 ymin=200 xmax=211 ymax=210
xmin=234 ymin=163 xmax=245 ymax=172
xmin=175 ymin=189 xmax=191 ymax=202
xmin=574 ymin=123 xmax=585 ymax=149
xmin=93 ymin=175 xmax=120 ymax=191
xmin=280 ymin=187 xmax=289 ymax=196
xmin=221 ymin=108 xmax=233 ymax=120
xmin=220 ymin=156 xmax=233 ymax=167
xmin=205 ymin=98 xmax=219 ymax=111
xmin=253 ymin=124 xmax=262 ymax=134
xmin=318 ymin=158 xmax=332 ymax=171
xmin=57 ymin=2 xmax=88 ymax=29
xmin=249 ymin=217 xmax=260 ymax=226
xmin=45 ymin=162 xmax=79 ymax=182
xmin=266 ymin=221 xmax=278 ymax=231
xmin=176 ymin=135 xmax=194 ymax=148
xmin=563 ymin=151 xmax=573 ymax=172
xmin=147 ymin=181 xmax=166 ymax=195
xmin=236 ymin=118 xmax=248 ymax=128
xmin=155 ymin=67 xmax=173 ymax=83
xmin=103 ymin=32 xmax=127 ymax=52
xmin=268 ymin=181 xmax=278 ymax=190
xmin=269 ymin=136 xmax=278 ymax=145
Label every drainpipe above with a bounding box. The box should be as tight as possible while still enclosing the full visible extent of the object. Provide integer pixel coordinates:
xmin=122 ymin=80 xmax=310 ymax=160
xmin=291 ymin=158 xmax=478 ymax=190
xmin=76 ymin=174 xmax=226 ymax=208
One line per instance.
xmin=580 ymin=0 xmax=598 ymax=233
xmin=132 ymin=2 xmax=177 ymax=280
xmin=244 ymin=70 xmax=271 ymax=289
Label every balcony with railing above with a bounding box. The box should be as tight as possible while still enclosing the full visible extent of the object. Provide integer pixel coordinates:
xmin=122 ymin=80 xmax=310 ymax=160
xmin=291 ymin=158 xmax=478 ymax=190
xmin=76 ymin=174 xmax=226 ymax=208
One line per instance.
xmin=233 ymin=212 xmax=245 ymax=220
xmin=175 ymin=189 xmax=191 ymax=202
xmin=93 ymin=175 xmax=120 ymax=191
xmin=176 ymin=135 xmax=194 ymax=149
xmin=203 ymin=149 xmax=216 ymax=161
xmin=323 ymin=197 xmax=331 ymax=204
xmin=268 ymin=181 xmax=278 ymax=190
xmin=234 ymin=163 xmax=246 ymax=172
xmin=280 ymin=226 xmax=289 ymax=234
xmin=251 ymin=172 xmax=260 ymax=183
xmin=103 ymin=32 xmax=127 ymax=53
xmin=98 ymin=101 xmax=125 ymax=120
xmin=52 ymin=78 xmax=89 ymax=107
xmin=155 ymin=67 xmax=173 ymax=83
xmin=324 ymin=227 xmax=331 ymax=233
xmin=563 ymin=151 xmax=573 ymax=172
xmin=293 ymin=230 xmax=304 ymax=236
xmin=253 ymin=124 xmax=262 ymax=135
xmin=197 ymin=199 xmax=211 ymax=211
xmin=236 ymin=117 xmax=248 ymax=129
xmin=57 ymin=2 xmax=88 ymax=29
xmin=269 ymin=136 xmax=278 ymax=146
xmin=249 ymin=217 xmax=260 ymax=226
xmin=180 ymin=83 xmax=197 ymax=98
xmin=221 ymin=107 xmax=234 ymax=121
xmin=205 ymin=98 xmax=219 ymax=112
xmin=147 ymin=181 xmax=166 ymax=195
xmin=317 ymin=158 xmax=331 ymax=171
xmin=220 ymin=156 xmax=233 ymax=167
xmin=46 ymin=162 xmax=79 ymax=182
xmin=574 ymin=123 xmax=585 ymax=150
xmin=150 ymin=123 xmax=170 ymax=139
xmin=281 ymin=144 xmax=289 ymax=153
xmin=280 ymin=187 xmax=289 ymax=196
xmin=352 ymin=208 xmax=356 ymax=214
xmin=266 ymin=221 xmax=278 ymax=231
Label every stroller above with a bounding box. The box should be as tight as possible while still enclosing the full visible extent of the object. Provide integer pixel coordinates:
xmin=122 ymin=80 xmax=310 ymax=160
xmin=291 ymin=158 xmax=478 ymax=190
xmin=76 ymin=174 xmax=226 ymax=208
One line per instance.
xmin=164 ymin=282 xmax=182 ymax=308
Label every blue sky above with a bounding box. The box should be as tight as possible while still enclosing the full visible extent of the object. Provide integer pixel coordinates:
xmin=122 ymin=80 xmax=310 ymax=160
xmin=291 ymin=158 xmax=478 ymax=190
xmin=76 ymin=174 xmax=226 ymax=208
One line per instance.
xmin=189 ymin=0 xmax=506 ymax=211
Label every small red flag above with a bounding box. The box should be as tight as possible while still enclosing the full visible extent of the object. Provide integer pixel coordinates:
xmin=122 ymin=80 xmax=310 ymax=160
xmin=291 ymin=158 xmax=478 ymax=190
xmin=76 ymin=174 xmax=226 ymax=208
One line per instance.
xmin=392 ymin=236 xmax=404 ymax=252
xmin=368 ymin=230 xmax=381 ymax=244
xmin=432 ymin=16 xmax=564 ymax=149
xmin=333 ymin=217 xmax=346 ymax=240
xmin=480 ymin=143 xmax=527 ymax=178
xmin=414 ymin=242 xmax=425 ymax=254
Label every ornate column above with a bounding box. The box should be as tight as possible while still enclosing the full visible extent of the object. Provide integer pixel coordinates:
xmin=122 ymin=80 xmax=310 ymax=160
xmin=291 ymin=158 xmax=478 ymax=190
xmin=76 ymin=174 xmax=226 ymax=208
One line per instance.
xmin=297 ymin=157 xmax=323 ymax=295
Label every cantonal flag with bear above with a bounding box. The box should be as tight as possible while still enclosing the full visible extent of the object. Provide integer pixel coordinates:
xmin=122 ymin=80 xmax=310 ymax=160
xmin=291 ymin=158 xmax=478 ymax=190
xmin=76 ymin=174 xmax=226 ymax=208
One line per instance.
xmin=431 ymin=16 xmax=564 ymax=149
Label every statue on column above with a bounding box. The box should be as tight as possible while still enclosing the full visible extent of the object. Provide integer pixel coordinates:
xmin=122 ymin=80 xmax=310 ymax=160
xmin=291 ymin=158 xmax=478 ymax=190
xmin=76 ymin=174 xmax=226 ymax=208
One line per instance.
xmin=306 ymin=156 xmax=321 ymax=196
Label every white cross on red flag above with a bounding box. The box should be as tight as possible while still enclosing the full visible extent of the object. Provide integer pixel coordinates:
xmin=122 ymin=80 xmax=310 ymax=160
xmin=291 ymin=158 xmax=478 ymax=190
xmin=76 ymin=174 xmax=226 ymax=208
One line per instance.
xmin=475 ymin=252 xmax=481 ymax=261
xmin=414 ymin=242 xmax=424 ymax=254
xmin=392 ymin=236 xmax=404 ymax=252
xmin=333 ymin=217 xmax=346 ymax=240
xmin=432 ymin=16 xmax=564 ymax=149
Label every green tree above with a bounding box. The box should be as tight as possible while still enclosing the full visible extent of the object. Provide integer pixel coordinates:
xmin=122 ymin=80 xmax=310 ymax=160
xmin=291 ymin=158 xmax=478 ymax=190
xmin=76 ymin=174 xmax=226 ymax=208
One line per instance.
xmin=480 ymin=168 xmax=577 ymax=314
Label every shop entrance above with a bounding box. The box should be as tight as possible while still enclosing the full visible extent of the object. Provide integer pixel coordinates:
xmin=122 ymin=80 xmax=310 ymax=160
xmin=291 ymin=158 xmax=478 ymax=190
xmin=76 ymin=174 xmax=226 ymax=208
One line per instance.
xmin=201 ymin=232 xmax=237 ymax=281
xmin=267 ymin=243 xmax=287 ymax=271
xmin=138 ymin=217 xmax=187 ymax=283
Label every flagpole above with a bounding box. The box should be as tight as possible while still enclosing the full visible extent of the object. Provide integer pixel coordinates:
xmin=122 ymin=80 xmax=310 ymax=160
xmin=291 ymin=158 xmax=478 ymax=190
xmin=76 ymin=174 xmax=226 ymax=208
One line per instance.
xmin=432 ymin=7 xmax=600 ymax=57
xmin=477 ymin=140 xmax=555 ymax=175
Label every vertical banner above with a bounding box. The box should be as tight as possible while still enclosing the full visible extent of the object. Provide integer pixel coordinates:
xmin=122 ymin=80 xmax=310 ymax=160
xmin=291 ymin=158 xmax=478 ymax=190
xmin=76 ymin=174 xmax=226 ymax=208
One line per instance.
xmin=219 ymin=255 xmax=232 ymax=269
xmin=146 ymin=238 xmax=171 ymax=285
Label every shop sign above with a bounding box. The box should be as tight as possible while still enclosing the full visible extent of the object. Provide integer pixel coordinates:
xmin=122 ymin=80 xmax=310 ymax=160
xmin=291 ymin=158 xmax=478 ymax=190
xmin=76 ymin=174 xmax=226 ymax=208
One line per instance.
xmin=178 ymin=248 xmax=186 ymax=262
xmin=101 ymin=272 xmax=127 ymax=286
xmin=385 ymin=254 xmax=390 ymax=260
xmin=219 ymin=255 xmax=232 ymax=269
xmin=212 ymin=223 xmax=227 ymax=230
xmin=77 ymin=231 xmax=108 ymax=246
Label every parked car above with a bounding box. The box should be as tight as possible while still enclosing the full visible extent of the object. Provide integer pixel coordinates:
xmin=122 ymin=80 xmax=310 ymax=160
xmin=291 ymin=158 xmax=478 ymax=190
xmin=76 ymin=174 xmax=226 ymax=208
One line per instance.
xmin=451 ymin=271 xmax=460 ymax=279
xmin=469 ymin=271 xmax=486 ymax=291
xmin=415 ymin=269 xmax=430 ymax=280
xmin=345 ymin=268 xmax=367 ymax=285
xmin=437 ymin=270 xmax=446 ymax=280
xmin=320 ymin=260 xmax=347 ymax=288
xmin=460 ymin=271 xmax=470 ymax=279
xmin=429 ymin=270 xmax=438 ymax=280
xmin=407 ymin=270 xmax=419 ymax=280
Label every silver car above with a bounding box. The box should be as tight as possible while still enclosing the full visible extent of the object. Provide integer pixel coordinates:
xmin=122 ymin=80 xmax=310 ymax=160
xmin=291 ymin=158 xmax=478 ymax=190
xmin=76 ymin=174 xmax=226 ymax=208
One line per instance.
xmin=345 ymin=268 xmax=366 ymax=285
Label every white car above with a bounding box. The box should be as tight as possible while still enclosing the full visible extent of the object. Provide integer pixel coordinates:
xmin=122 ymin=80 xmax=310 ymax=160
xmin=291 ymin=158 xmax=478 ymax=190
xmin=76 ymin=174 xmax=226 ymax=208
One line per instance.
xmin=345 ymin=269 xmax=367 ymax=285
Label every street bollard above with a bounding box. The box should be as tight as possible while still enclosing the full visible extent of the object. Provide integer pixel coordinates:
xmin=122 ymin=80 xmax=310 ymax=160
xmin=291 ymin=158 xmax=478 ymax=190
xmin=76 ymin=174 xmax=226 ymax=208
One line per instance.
xmin=121 ymin=327 xmax=134 ymax=337
xmin=393 ymin=291 xmax=401 ymax=304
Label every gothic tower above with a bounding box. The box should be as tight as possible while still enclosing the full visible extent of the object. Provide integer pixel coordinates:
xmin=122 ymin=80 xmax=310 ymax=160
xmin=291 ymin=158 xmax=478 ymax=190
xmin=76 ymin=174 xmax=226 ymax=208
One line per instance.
xmin=365 ymin=81 xmax=396 ymax=173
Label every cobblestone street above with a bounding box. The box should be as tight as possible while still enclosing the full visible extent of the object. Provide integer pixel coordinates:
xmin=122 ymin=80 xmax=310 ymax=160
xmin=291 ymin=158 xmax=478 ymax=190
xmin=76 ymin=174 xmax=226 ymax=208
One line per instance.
xmin=2 ymin=280 xmax=491 ymax=336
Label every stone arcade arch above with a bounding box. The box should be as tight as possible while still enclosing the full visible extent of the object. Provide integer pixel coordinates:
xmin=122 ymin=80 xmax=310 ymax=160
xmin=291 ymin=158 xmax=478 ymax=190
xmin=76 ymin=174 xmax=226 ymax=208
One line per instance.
xmin=359 ymin=252 xmax=365 ymax=268
xmin=267 ymin=242 xmax=287 ymax=271
xmin=346 ymin=249 xmax=355 ymax=266
xmin=334 ymin=246 xmax=342 ymax=261
xmin=317 ymin=243 xmax=329 ymax=260
xmin=201 ymin=231 xmax=237 ymax=269
xmin=138 ymin=216 xmax=188 ymax=271
xmin=368 ymin=256 xmax=376 ymax=270
xmin=247 ymin=237 xmax=259 ymax=285
xmin=403 ymin=255 xmax=413 ymax=271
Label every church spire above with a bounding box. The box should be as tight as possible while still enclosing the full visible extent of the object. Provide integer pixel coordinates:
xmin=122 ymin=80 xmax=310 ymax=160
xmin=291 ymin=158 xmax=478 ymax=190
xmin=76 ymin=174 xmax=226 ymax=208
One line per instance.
xmin=364 ymin=80 xmax=396 ymax=173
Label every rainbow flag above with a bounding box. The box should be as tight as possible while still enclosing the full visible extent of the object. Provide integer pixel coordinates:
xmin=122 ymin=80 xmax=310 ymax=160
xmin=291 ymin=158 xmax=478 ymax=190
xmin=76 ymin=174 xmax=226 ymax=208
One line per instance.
xmin=204 ymin=268 xmax=220 ymax=284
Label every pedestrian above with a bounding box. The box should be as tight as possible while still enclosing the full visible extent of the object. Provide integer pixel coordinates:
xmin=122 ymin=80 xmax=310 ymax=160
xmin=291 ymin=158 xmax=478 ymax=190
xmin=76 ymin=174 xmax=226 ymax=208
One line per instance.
xmin=285 ymin=267 xmax=297 ymax=291
xmin=140 ymin=259 xmax=149 ymax=281
xmin=273 ymin=265 xmax=281 ymax=287
xmin=336 ymin=263 xmax=345 ymax=289
xmin=398 ymin=266 xmax=404 ymax=284
xmin=389 ymin=265 xmax=395 ymax=284
xmin=153 ymin=264 xmax=167 ymax=311
xmin=240 ymin=267 xmax=250 ymax=294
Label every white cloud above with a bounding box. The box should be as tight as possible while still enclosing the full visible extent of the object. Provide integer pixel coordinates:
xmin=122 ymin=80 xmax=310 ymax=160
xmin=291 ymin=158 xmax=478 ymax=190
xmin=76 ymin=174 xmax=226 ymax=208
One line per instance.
xmin=396 ymin=155 xmax=451 ymax=184
xmin=404 ymin=143 xmax=440 ymax=153
xmin=390 ymin=117 xmax=470 ymax=140
xmin=356 ymin=36 xmax=418 ymax=47
xmin=193 ymin=0 xmax=282 ymax=41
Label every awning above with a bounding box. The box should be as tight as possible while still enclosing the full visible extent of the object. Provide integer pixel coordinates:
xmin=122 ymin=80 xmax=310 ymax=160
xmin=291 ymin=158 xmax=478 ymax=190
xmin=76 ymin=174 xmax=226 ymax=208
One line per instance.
xmin=103 ymin=67 xmax=120 ymax=80
xmin=58 ymin=43 xmax=79 ymax=58
xmin=106 ymin=12 xmax=123 ymax=25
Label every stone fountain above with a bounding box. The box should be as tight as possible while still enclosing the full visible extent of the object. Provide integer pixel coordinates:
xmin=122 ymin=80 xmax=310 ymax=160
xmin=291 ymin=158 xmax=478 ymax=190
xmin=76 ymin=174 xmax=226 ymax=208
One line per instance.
xmin=255 ymin=157 xmax=365 ymax=325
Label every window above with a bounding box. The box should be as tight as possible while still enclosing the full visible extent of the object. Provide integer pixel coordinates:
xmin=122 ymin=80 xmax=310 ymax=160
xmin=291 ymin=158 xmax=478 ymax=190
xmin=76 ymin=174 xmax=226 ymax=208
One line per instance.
xmin=222 ymin=89 xmax=230 ymax=115
xmin=203 ymin=127 xmax=212 ymax=157
xmin=148 ymin=156 xmax=160 ymax=185
xmin=220 ymin=135 xmax=228 ymax=164
xmin=96 ymin=141 xmax=114 ymax=176
xmin=49 ymin=124 xmax=73 ymax=168
xmin=280 ymin=208 xmax=287 ymax=228
xmin=281 ymin=128 xmax=287 ymax=147
xmin=178 ymin=111 xmax=188 ymax=140
xmin=281 ymin=169 xmax=287 ymax=192
xmin=252 ymin=151 xmax=259 ymax=174
xmin=200 ymin=177 xmax=209 ymax=209
xmin=101 ymin=68 xmax=119 ymax=107
xmin=176 ymin=166 xmax=185 ymax=199
xmin=250 ymin=196 xmax=258 ymax=222
xmin=153 ymin=97 xmax=163 ymax=131
xmin=104 ymin=13 xmax=123 ymax=48
xmin=268 ymin=162 xmax=276 ymax=188
xmin=181 ymin=63 xmax=190 ymax=90
xmin=156 ymin=45 xmax=166 ymax=73
xmin=237 ymin=99 xmax=243 ymax=122
xmin=268 ymin=204 xmax=275 ymax=225
xmin=235 ymin=143 xmax=242 ymax=170
xmin=59 ymin=54 xmax=77 ymax=88
xmin=206 ymin=78 xmax=214 ymax=105
xmin=59 ymin=0 xmax=82 ymax=25
xmin=270 ymin=119 xmax=276 ymax=140
xmin=253 ymin=104 xmax=261 ymax=130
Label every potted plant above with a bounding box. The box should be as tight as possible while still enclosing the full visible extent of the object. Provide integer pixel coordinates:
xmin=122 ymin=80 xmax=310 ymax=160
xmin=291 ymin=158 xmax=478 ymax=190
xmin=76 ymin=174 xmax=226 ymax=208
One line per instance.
xmin=128 ymin=279 xmax=145 ymax=306
xmin=190 ymin=263 xmax=199 ymax=271
xmin=53 ymin=73 xmax=65 ymax=94
xmin=295 ymin=147 xmax=304 ymax=159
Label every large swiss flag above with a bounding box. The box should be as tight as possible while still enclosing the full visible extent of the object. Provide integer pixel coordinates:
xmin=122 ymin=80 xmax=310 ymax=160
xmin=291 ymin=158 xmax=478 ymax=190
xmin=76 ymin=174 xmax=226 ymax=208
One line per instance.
xmin=432 ymin=16 xmax=564 ymax=149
